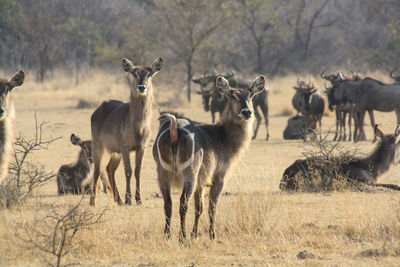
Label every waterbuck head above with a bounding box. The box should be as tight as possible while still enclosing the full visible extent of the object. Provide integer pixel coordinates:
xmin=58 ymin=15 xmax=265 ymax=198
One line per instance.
xmin=122 ymin=57 xmax=164 ymax=97
xmin=216 ymin=75 xmax=265 ymax=124
xmin=71 ymin=134 xmax=93 ymax=164
xmin=0 ymin=70 xmax=24 ymax=120
xmin=375 ymin=125 xmax=400 ymax=165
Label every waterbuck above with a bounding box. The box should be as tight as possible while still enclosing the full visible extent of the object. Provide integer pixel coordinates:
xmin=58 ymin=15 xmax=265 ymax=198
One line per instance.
xmin=90 ymin=57 xmax=164 ymax=206
xmin=153 ymin=75 xmax=265 ymax=240
xmin=57 ymin=134 xmax=110 ymax=195
xmin=193 ymin=71 xmax=269 ymax=140
xmin=280 ymin=125 xmax=400 ymax=191
xmin=0 ymin=70 xmax=24 ymax=184
xmin=292 ymin=79 xmax=325 ymax=135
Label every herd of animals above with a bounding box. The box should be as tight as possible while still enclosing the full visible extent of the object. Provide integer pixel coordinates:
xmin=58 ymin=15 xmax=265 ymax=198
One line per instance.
xmin=1 ymin=58 xmax=400 ymax=239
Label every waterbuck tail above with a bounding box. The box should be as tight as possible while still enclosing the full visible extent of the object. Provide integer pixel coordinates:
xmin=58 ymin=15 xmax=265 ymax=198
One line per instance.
xmin=159 ymin=113 xmax=178 ymax=148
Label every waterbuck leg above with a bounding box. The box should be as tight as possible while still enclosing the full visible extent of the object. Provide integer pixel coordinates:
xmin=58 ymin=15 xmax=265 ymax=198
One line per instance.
xmin=208 ymin=174 xmax=225 ymax=240
xmin=191 ymin=187 xmax=204 ymax=239
xmin=90 ymin=144 xmax=104 ymax=206
xmin=158 ymin=169 xmax=172 ymax=239
xmin=121 ymin=148 xmax=133 ymax=205
xmin=252 ymin=107 xmax=261 ymax=140
xmin=368 ymin=110 xmax=376 ymax=143
xmin=260 ymin=102 xmax=270 ymax=140
xmin=106 ymin=153 xmax=123 ymax=205
xmin=179 ymin=172 xmax=196 ymax=242
xmin=134 ymin=147 xmax=145 ymax=204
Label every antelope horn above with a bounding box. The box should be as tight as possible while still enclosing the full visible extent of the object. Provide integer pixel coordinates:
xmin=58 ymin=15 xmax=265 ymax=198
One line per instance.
xmin=390 ymin=68 xmax=398 ymax=79
xmin=339 ymin=72 xmax=345 ymax=81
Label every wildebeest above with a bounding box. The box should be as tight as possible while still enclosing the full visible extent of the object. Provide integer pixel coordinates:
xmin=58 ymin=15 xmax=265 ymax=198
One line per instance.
xmin=280 ymin=125 xmax=400 ymax=192
xmin=193 ymin=70 xmax=269 ymax=140
xmin=0 ymin=71 xmax=24 ymax=185
xmin=153 ymin=75 xmax=265 ymax=240
xmin=339 ymin=77 xmax=400 ymax=142
xmin=322 ymin=71 xmax=361 ymax=141
xmin=90 ymin=57 xmax=164 ymax=206
xmin=283 ymin=115 xmax=315 ymax=140
xmin=57 ymin=134 xmax=110 ymax=195
xmin=292 ymin=79 xmax=325 ymax=136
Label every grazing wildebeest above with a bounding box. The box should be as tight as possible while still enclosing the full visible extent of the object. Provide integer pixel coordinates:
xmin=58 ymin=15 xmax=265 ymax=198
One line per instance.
xmin=193 ymin=71 xmax=269 ymax=140
xmin=0 ymin=70 xmax=24 ymax=185
xmin=153 ymin=75 xmax=265 ymax=240
xmin=280 ymin=125 xmax=400 ymax=192
xmin=90 ymin=57 xmax=164 ymax=206
xmin=390 ymin=68 xmax=400 ymax=85
xmin=283 ymin=115 xmax=315 ymax=140
xmin=57 ymin=134 xmax=110 ymax=195
xmin=292 ymin=79 xmax=325 ymax=135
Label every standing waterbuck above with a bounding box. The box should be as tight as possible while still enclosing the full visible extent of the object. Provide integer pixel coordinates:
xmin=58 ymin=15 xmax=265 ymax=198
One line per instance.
xmin=280 ymin=125 xmax=400 ymax=191
xmin=153 ymin=75 xmax=266 ymax=240
xmin=0 ymin=71 xmax=24 ymax=184
xmin=193 ymin=71 xmax=269 ymax=140
xmin=57 ymin=134 xmax=110 ymax=195
xmin=90 ymin=57 xmax=164 ymax=206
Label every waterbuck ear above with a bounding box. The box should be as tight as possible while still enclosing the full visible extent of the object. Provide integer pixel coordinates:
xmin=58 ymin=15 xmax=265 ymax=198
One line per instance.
xmin=250 ymin=75 xmax=265 ymax=95
xmin=122 ymin=58 xmax=135 ymax=73
xmin=70 ymin=134 xmax=82 ymax=146
xmin=374 ymin=125 xmax=384 ymax=140
xmin=216 ymin=76 xmax=231 ymax=96
xmin=8 ymin=70 xmax=25 ymax=90
xmin=150 ymin=57 xmax=164 ymax=76
xmin=394 ymin=125 xmax=400 ymax=143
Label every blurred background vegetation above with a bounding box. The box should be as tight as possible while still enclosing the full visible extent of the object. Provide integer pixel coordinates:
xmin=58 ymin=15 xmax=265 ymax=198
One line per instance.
xmin=0 ymin=0 xmax=399 ymax=101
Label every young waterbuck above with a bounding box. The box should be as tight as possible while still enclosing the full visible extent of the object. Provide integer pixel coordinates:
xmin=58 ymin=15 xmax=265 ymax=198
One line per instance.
xmin=90 ymin=57 xmax=164 ymax=206
xmin=153 ymin=75 xmax=266 ymax=240
xmin=0 ymin=71 xmax=24 ymax=185
xmin=57 ymin=134 xmax=110 ymax=195
xmin=280 ymin=125 xmax=400 ymax=191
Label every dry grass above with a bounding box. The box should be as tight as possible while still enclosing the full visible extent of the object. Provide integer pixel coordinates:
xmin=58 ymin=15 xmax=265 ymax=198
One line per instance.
xmin=1 ymin=70 xmax=400 ymax=266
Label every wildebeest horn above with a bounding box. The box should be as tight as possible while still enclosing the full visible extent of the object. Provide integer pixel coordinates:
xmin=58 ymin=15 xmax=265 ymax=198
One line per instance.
xmin=320 ymin=69 xmax=327 ymax=79
xmin=390 ymin=68 xmax=399 ymax=79
xmin=339 ymin=72 xmax=345 ymax=81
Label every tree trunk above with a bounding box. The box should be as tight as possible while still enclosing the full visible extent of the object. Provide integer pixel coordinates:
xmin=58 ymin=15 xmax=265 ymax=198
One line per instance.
xmin=256 ymin=41 xmax=263 ymax=73
xmin=187 ymin=62 xmax=192 ymax=102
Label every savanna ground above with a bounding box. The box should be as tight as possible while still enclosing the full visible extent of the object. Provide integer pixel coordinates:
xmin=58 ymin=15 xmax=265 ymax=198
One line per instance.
xmin=1 ymin=69 xmax=400 ymax=266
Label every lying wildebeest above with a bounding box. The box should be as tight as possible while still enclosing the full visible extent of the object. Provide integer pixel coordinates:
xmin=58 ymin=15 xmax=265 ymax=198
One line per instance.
xmin=292 ymin=79 xmax=325 ymax=135
xmin=154 ymin=75 xmax=266 ymax=240
xmin=193 ymin=70 xmax=269 ymax=140
xmin=280 ymin=125 xmax=400 ymax=192
xmin=283 ymin=115 xmax=315 ymax=140
xmin=57 ymin=134 xmax=110 ymax=195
